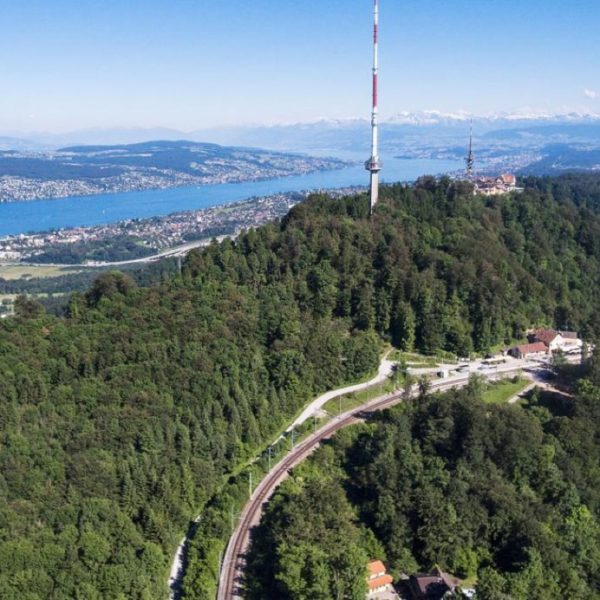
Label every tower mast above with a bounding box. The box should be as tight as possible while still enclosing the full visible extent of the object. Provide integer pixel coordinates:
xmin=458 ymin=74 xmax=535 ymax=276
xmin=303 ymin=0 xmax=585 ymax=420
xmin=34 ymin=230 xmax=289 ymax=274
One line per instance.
xmin=365 ymin=0 xmax=382 ymax=214
xmin=466 ymin=120 xmax=474 ymax=178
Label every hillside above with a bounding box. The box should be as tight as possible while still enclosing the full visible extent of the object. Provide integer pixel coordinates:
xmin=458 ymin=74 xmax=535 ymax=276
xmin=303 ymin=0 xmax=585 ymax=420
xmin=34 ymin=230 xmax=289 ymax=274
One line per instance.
xmin=0 ymin=140 xmax=346 ymax=202
xmin=0 ymin=174 xmax=600 ymax=599
xmin=245 ymin=359 xmax=600 ymax=600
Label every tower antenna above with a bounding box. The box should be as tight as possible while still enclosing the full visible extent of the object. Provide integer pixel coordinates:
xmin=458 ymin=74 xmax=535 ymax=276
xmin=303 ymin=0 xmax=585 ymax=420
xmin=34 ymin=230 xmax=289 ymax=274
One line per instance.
xmin=466 ymin=120 xmax=474 ymax=178
xmin=365 ymin=0 xmax=382 ymax=214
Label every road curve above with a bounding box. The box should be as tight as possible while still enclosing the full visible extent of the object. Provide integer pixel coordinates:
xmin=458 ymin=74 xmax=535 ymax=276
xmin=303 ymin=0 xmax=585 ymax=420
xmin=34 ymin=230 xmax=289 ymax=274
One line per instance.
xmin=216 ymin=368 xmax=525 ymax=600
xmin=6 ymin=236 xmax=232 ymax=271
xmin=286 ymin=351 xmax=395 ymax=432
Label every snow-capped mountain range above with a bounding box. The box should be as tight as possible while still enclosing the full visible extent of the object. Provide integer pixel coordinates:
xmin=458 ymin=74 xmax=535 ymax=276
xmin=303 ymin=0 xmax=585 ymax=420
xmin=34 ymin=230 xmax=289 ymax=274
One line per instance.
xmin=384 ymin=110 xmax=600 ymax=126
xmin=2 ymin=112 xmax=600 ymax=170
xmin=3 ymin=111 xmax=600 ymax=150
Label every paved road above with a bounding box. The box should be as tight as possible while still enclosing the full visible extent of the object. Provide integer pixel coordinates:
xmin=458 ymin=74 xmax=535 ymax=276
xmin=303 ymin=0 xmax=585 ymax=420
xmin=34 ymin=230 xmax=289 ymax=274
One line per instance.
xmin=7 ymin=236 xmax=230 ymax=270
xmin=286 ymin=352 xmax=395 ymax=432
xmin=168 ymin=514 xmax=202 ymax=600
xmin=216 ymin=364 xmax=530 ymax=600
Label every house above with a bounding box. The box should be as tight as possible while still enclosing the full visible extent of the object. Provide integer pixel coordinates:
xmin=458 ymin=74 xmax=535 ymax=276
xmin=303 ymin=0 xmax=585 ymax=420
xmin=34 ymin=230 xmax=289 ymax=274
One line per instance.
xmin=509 ymin=342 xmax=548 ymax=360
xmin=367 ymin=560 xmax=394 ymax=597
xmin=561 ymin=331 xmax=579 ymax=341
xmin=408 ymin=567 xmax=459 ymax=599
xmin=530 ymin=328 xmax=562 ymax=351
xmin=559 ymin=331 xmax=584 ymax=352
xmin=529 ymin=328 xmax=583 ymax=353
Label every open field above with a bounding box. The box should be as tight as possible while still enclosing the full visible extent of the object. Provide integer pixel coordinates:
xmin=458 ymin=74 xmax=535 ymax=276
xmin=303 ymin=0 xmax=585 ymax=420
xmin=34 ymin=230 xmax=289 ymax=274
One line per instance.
xmin=483 ymin=377 xmax=530 ymax=404
xmin=0 ymin=264 xmax=85 ymax=280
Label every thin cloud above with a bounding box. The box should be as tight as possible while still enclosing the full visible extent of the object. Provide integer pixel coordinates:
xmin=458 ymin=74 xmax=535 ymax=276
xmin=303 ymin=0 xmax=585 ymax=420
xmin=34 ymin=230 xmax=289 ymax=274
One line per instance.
xmin=584 ymin=89 xmax=598 ymax=99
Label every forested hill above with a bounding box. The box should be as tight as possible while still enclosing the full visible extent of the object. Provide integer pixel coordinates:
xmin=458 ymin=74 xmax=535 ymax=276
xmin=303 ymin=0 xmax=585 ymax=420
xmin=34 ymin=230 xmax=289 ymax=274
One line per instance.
xmin=245 ymin=357 xmax=600 ymax=600
xmin=1 ymin=174 xmax=600 ymax=599
xmin=269 ymin=173 xmax=600 ymax=349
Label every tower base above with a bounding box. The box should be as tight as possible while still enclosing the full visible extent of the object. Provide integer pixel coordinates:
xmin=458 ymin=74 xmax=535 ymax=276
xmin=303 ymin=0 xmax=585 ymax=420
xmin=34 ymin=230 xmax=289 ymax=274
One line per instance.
xmin=369 ymin=171 xmax=379 ymax=214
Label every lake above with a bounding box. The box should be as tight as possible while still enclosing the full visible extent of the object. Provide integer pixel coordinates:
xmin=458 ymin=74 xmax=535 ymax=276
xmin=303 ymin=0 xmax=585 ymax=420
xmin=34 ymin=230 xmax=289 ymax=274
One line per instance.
xmin=0 ymin=157 xmax=462 ymax=237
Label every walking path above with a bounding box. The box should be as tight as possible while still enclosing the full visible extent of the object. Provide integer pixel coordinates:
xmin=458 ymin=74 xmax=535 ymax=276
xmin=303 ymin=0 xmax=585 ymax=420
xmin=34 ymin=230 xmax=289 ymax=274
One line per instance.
xmin=287 ymin=352 xmax=395 ymax=432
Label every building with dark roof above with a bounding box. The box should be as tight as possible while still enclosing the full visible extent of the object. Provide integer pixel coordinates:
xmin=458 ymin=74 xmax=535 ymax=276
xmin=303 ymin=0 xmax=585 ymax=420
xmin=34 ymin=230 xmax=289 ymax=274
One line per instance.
xmin=408 ymin=567 xmax=459 ymax=599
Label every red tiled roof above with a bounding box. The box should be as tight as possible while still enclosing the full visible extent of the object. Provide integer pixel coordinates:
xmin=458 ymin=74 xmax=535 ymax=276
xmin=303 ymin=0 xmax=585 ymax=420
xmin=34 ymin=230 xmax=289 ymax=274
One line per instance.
xmin=533 ymin=328 xmax=558 ymax=345
xmin=367 ymin=560 xmax=386 ymax=577
xmin=515 ymin=342 xmax=548 ymax=354
xmin=368 ymin=574 xmax=393 ymax=590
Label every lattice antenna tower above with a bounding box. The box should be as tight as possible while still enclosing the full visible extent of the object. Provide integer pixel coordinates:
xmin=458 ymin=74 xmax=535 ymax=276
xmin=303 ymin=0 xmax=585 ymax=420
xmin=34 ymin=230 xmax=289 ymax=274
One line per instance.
xmin=466 ymin=120 xmax=475 ymax=178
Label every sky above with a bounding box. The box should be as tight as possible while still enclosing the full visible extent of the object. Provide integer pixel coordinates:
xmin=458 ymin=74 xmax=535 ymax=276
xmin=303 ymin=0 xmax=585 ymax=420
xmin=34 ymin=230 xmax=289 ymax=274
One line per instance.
xmin=1 ymin=0 xmax=599 ymax=133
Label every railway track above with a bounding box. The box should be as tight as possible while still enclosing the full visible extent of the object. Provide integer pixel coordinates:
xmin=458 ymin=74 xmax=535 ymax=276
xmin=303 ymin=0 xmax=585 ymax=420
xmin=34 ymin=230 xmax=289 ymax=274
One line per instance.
xmin=217 ymin=368 xmax=524 ymax=599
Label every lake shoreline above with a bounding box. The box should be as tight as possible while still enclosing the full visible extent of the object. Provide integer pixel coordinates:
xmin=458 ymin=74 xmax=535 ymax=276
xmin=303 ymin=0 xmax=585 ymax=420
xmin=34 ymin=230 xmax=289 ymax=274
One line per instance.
xmin=0 ymin=157 xmax=462 ymax=237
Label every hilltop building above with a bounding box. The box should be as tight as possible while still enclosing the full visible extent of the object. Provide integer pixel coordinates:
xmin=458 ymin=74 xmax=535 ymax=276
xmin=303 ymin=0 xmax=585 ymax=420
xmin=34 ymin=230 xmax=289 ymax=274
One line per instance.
xmin=463 ymin=125 xmax=522 ymax=196
xmin=473 ymin=173 xmax=522 ymax=196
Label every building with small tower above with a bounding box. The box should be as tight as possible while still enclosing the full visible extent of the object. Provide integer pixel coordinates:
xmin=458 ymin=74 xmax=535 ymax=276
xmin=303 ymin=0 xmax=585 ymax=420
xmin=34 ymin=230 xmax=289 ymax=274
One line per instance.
xmin=464 ymin=124 xmax=521 ymax=196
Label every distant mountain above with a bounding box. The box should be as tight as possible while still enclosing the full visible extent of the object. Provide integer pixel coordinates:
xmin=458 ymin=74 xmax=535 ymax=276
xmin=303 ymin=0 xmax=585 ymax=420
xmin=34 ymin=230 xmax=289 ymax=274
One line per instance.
xmin=3 ymin=112 xmax=600 ymax=178
xmin=385 ymin=110 xmax=600 ymax=127
xmin=520 ymin=144 xmax=600 ymax=175
xmin=0 ymin=136 xmax=48 ymax=152
xmin=0 ymin=128 xmax=189 ymax=150
xmin=190 ymin=112 xmax=600 ymax=157
xmin=4 ymin=111 xmax=600 ymax=153
xmin=484 ymin=123 xmax=600 ymax=143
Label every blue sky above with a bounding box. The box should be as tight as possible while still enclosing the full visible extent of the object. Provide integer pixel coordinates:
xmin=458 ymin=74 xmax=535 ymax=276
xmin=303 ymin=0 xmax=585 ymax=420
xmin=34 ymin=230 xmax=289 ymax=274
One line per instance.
xmin=1 ymin=0 xmax=599 ymax=132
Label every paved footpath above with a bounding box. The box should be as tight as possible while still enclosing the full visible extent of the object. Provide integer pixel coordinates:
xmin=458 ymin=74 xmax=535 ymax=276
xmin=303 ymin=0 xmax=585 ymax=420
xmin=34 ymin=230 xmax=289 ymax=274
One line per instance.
xmin=287 ymin=353 xmax=395 ymax=432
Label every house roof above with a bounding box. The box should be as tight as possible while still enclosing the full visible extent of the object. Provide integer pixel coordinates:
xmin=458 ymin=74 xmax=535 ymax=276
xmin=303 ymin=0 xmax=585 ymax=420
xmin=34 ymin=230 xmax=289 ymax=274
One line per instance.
xmin=411 ymin=574 xmax=448 ymax=597
xmin=533 ymin=328 xmax=559 ymax=345
xmin=367 ymin=560 xmax=386 ymax=577
xmin=368 ymin=574 xmax=393 ymax=590
xmin=560 ymin=330 xmax=578 ymax=339
xmin=515 ymin=342 xmax=548 ymax=354
xmin=411 ymin=568 xmax=458 ymax=598
xmin=435 ymin=567 xmax=459 ymax=590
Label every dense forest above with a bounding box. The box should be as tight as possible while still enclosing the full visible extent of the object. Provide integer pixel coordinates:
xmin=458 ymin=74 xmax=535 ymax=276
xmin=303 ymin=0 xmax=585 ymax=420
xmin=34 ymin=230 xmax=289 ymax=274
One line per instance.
xmin=0 ymin=174 xmax=599 ymax=599
xmin=246 ymin=356 xmax=600 ymax=599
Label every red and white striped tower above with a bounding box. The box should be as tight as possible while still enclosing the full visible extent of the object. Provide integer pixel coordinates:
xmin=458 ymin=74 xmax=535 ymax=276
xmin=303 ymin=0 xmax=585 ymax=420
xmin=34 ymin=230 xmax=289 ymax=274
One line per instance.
xmin=365 ymin=0 xmax=382 ymax=214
